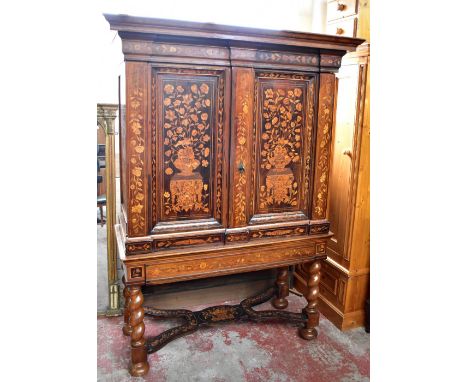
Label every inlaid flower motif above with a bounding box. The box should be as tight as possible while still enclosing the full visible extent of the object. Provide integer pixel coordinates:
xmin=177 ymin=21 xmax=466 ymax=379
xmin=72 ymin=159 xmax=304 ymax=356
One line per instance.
xmin=132 ymin=167 xmax=142 ymax=177
xmin=259 ymin=86 xmax=305 ymax=207
xmin=164 ymin=84 xmax=174 ymax=94
xmin=165 ymin=110 xmax=176 ymax=121
xmin=161 ymin=79 xmax=214 ymax=216
xmin=135 ymin=192 xmax=144 ymax=201
xmin=200 ymin=83 xmax=209 ymax=94
xmin=131 ymin=204 xmax=143 ymax=213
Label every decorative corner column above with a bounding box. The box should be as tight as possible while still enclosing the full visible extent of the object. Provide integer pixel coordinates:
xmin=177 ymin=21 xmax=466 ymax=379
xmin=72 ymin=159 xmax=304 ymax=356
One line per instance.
xmin=97 ymin=103 xmax=121 ymax=316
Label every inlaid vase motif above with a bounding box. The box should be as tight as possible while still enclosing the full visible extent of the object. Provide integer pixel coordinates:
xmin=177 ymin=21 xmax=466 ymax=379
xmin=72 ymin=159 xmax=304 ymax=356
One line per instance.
xmin=259 ymin=85 xmax=305 ymax=209
xmin=169 ymin=145 xmax=204 ymax=212
xmin=161 ymin=78 xmax=214 ymax=217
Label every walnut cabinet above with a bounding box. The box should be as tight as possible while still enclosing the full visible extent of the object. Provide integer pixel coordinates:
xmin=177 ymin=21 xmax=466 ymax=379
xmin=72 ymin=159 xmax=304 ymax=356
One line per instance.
xmin=105 ymin=14 xmax=363 ymax=376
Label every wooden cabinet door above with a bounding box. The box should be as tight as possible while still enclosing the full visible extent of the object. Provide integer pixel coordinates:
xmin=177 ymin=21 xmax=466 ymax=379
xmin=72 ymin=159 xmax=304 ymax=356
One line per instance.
xmin=230 ymin=69 xmax=317 ymax=231
xmin=150 ymin=67 xmax=230 ymax=234
xmin=327 ymin=63 xmax=361 ymax=266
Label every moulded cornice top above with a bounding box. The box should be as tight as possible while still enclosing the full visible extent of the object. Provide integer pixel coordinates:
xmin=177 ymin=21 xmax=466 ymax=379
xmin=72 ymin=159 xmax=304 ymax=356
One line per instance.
xmin=104 ymin=14 xmax=365 ymax=53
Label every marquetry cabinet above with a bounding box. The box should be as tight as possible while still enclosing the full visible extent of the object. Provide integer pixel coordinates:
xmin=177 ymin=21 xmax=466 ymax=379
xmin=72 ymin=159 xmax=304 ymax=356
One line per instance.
xmin=105 ymin=14 xmax=363 ymax=376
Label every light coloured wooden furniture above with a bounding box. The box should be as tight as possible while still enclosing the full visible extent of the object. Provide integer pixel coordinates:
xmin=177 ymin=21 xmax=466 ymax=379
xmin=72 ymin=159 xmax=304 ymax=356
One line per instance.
xmin=104 ymin=14 xmax=363 ymax=376
xmin=295 ymin=1 xmax=370 ymax=330
xmin=296 ymin=43 xmax=370 ymax=330
xmin=325 ymin=0 xmax=369 ymax=40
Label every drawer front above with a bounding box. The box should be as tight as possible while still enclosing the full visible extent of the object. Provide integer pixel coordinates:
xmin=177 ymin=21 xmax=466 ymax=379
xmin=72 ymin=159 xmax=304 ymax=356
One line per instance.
xmin=327 ymin=0 xmax=358 ymax=21
xmin=326 ymin=17 xmax=357 ymax=38
xmin=145 ymin=242 xmax=321 ymax=284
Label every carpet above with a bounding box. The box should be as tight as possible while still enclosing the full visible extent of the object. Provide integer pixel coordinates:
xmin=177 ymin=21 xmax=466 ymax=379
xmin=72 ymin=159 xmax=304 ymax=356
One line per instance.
xmin=97 ymin=293 xmax=369 ymax=381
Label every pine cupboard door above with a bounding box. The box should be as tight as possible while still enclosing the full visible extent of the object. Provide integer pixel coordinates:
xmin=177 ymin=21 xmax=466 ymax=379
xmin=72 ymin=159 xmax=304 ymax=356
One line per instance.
xmin=326 ymin=62 xmax=360 ymax=267
xmin=150 ymin=67 xmax=231 ymax=234
xmin=229 ymin=68 xmax=317 ymax=235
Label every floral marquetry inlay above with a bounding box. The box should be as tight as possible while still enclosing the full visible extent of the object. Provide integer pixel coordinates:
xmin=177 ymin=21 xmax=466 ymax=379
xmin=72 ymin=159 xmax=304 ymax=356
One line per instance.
xmin=161 ymin=78 xmax=215 ymax=218
xmin=126 ymin=63 xmax=148 ymax=237
xmin=313 ymin=73 xmax=335 ymax=219
xmin=258 ymin=84 xmax=305 ymax=210
xmin=231 ymin=68 xmax=254 ymax=227
xmin=146 ymin=247 xmax=316 ymax=280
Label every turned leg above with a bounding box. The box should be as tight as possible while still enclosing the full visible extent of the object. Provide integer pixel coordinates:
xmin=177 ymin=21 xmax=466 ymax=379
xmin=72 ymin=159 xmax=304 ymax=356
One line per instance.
xmin=299 ymin=260 xmax=321 ymax=340
xmin=272 ymin=266 xmax=289 ymax=309
xmin=122 ymin=278 xmax=132 ymax=336
xmin=128 ymin=285 xmax=149 ymax=376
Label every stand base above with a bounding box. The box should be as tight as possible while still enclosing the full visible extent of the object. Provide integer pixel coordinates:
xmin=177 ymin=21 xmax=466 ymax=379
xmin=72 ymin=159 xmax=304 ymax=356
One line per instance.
xmin=144 ymin=287 xmax=309 ymax=354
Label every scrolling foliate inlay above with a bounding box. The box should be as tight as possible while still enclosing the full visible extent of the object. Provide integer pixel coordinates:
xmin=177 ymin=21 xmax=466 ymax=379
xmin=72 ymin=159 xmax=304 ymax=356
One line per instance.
xmin=234 ymin=93 xmax=248 ymax=224
xmin=303 ymin=81 xmax=315 ymax=213
xmin=151 ymin=75 xmax=157 ymax=226
xmin=147 ymin=247 xmax=316 ymax=280
xmin=313 ymin=74 xmax=335 ymax=219
xmin=232 ymin=69 xmax=253 ymax=226
xmin=127 ymin=64 xmax=147 ymax=236
xmin=215 ymin=76 xmax=225 ymax=221
xmin=162 ymin=80 xmax=213 ymax=217
xmin=258 ymin=85 xmax=305 ymax=209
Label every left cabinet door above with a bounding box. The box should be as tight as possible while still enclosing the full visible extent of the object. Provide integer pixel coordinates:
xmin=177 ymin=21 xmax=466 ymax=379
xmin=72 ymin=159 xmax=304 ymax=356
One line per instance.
xmin=150 ymin=67 xmax=231 ymax=234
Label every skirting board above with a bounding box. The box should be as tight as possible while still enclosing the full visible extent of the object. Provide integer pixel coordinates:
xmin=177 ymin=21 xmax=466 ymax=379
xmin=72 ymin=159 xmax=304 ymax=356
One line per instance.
xmin=318 ymin=294 xmax=365 ymax=331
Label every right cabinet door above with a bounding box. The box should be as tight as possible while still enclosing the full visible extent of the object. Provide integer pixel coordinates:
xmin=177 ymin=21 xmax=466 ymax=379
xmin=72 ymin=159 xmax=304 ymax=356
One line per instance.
xmin=229 ymin=68 xmax=318 ymax=236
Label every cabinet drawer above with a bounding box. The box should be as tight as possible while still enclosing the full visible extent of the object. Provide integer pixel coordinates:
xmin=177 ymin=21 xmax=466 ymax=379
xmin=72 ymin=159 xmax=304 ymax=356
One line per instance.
xmin=327 ymin=0 xmax=358 ymax=21
xmin=326 ymin=17 xmax=357 ymax=38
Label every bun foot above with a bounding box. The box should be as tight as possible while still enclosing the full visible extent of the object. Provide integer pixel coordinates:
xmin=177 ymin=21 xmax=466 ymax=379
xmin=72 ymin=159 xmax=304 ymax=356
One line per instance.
xmin=299 ymin=327 xmax=318 ymax=340
xmin=271 ymin=297 xmax=288 ymax=309
xmin=130 ymin=361 xmax=149 ymax=377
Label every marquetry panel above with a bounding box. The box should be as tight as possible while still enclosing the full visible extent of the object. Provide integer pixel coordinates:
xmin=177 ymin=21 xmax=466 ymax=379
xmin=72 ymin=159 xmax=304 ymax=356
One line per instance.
xmin=125 ymin=62 xmax=149 ymax=237
xmin=225 ymin=230 xmax=250 ymax=243
xmin=126 ymin=242 xmax=152 ymax=255
xmin=251 ymin=72 xmax=316 ymax=220
xmin=122 ymin=40 xmax=230 ymax=65
xmin=312 ymin=73 xmax=336 ymax=220
xmin=146 ymin=245 xmax=318 ymax=283
xmin=154 ymin=233 xmax=224 ymax=249
xmin=309 ymin=220 xmax=330 ymax=235
xmin=230 ymin=68 xmax=254 ymax=227
xmin=230 ymin=48 xmax=319 ymax=71
xmin=250 ymin=225 xmax=308 ymax=239
xmin=151 ymin=67 xmax=229 ymax=230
